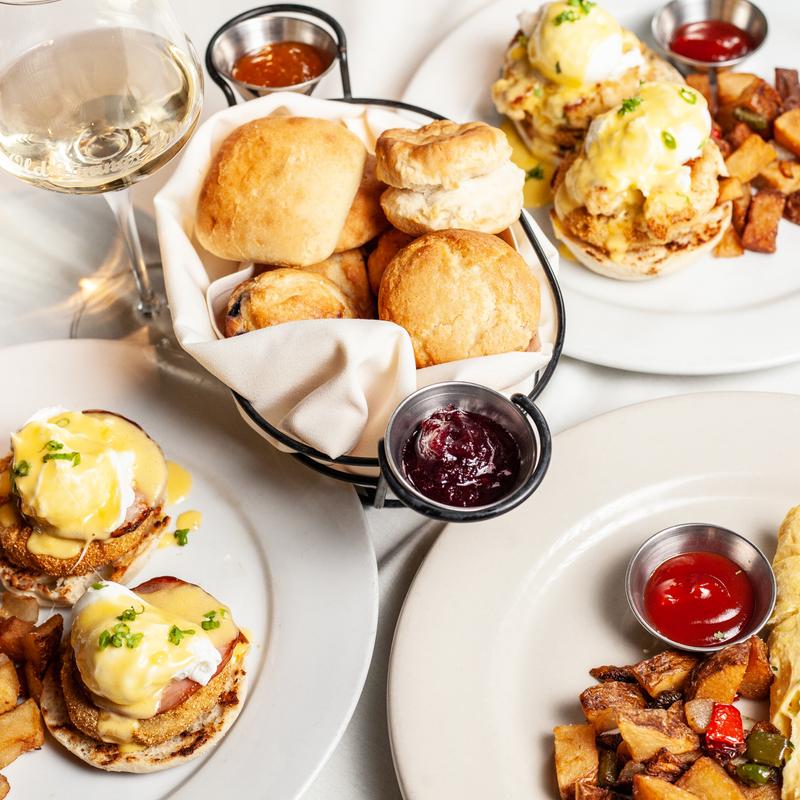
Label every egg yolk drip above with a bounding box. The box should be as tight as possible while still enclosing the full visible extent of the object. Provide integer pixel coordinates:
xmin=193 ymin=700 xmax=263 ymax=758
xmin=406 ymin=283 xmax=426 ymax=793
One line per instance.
xmin=10 ymin=410 xmax=167 ymax=545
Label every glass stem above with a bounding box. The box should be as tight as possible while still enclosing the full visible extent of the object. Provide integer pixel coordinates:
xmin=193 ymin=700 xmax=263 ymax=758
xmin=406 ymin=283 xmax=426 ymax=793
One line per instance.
xmin=104 ymin=188 xmax=161 ymax=317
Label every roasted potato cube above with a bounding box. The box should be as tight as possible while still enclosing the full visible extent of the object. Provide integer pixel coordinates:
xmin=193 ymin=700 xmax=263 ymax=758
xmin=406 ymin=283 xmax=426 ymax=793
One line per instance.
xmin=676 ymin=756 xmax=745 ymax=799
xmin=775 ymin=108 xmax=800 ymax=157
xmin=581 ymin=681 xmax=646 ymax=732
xmin=741 ymin=784 xmax=781 ymax=799
xmin=754 ymin=159 xmax=800 ymax=194
xmin=784 ymin=190 xmax=800 ymax=224
xmin=686 ymin=73 xmax=715 ymax=112
xmin=589 ymin=664 xmax=636 ymax=683
xmin=718 ymin=73 xmax=760 ymax=107
xmin=728 ymin=122 xmax=755 ymax=150
xmin=0 ymin=699 xmax=44 ymax=769
xmin=22 ymin=614 xmax=62 ymax=677
xmin=617 ymin=709 xmax=699 ymax=762
xmin=554 ymin=724 xmax=599 ymax=799
xmin=739 ymin=636 xmax=773 ymax=700
xmin=575 ymin=783 xmax=613 ymax=800
xmin=718 ymin=177 xmax=745 ymax=203
xmin=0 ymin=774 xmax=8 ymax=800
xmin=684 ymin=698 xmax=715 ymax=733
xmin=618 ymin=759 xmax=645 ymax=785
xmin=633 ymin=774 xmax=698 ymax=800
xmin=732 ymin=186 xmax=752 ymax=234
xmin=742 ymin=189 xmax=785 ymax=254
xmin=739 ymin=80 xmax=783 ymax=125
xmin=725 ymin=135 xmax=778 ymax=183
xmin=631 ymin=651 xmax=698 ymax=698
xmin=21 ymin=662 xmax=41 ymax=705
xmin=644 ymin=747 xmax=699 ymax=783
xmin=0 ymin=657 xmax=18 ymax=717
xmin=685 ymin=641 xmax=749 ymax=703
xmin=714 ymin=225 xmax=745 ymax=258
xmin=0 ymin=594 xmax=38 ymax=625
xmin=0 ymin=618 xmax=34 ymax=663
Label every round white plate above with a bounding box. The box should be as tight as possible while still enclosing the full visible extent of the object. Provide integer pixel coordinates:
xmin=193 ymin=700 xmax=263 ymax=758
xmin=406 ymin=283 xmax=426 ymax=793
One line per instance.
xmin=403 ymin=0 xmax=800 ymax=375
xmin=388 ymin=391 xmax=800 ymax=799
xmin=0 ymin=339 xmax=378 ymax=800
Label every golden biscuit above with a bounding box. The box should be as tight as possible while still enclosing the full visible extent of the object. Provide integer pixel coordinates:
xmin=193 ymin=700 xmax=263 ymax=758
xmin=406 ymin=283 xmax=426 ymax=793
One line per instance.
xmin=367 ymin=228 xmax=415 ymax=295
xmin=225 ymin=268 xmax=356 ymax=336
xmin=335 ymin=154 xmax=390 ymax=252
xmin=378 ymin=229 xmax=540 ymax=368
xmin=301 ymin=249 xmax=373 ymax=319
xmin=376 ymin=120 xmax=511 ymax=191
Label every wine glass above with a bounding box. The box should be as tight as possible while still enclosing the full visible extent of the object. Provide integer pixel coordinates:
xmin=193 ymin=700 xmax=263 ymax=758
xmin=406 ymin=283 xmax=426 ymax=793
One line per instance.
xmin=0 ymin=0 xmax=202 ymax=328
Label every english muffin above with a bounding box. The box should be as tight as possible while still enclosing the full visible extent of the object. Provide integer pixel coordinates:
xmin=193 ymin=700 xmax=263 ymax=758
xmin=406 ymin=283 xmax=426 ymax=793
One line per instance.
xmin=225 ymin=268 xmax=357 ymax=336
xmin=378 ymin=229 xmax=540 ymax=367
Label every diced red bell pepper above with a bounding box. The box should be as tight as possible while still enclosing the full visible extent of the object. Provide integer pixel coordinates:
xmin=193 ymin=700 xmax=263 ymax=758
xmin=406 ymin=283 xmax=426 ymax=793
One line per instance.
xmin=705 ymin=703 xmax=745 ymax=760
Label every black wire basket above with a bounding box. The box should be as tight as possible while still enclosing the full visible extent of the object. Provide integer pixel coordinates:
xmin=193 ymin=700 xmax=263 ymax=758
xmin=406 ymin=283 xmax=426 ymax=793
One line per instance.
xmin=204 ymin=4 xmax=566 ymax=512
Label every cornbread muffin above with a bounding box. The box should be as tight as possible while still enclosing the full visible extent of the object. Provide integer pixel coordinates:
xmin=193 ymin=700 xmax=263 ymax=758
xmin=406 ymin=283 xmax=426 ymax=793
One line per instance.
xmin=225 ymin=268 xmax=357 ymax=336
xmin=378 ymin=229 xmax=540 ymax=367
xmin=381 ymin=160 xmax=524 ymax=235
xmin=335 ymin=154 xmax=389 ymax=252
xmin=196 ymin=117 xmax=366 ymax=266
xmin=301 ymin=249 xmax=373 ymax=319
xmin=367 ymin=228 xmax=414 ymax=294
xmin=376 ymin=120 xmax=512 ymax=191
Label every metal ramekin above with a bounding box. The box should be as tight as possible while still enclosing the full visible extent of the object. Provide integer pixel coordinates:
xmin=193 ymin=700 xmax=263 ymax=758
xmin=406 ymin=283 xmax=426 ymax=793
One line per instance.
xmin=651 ymin=0 xmax=768 ymax=72
xmin=625 ymin=522 xmax=776 ymax=653
xmin=377 ymin=382 xmax=552 ymax=523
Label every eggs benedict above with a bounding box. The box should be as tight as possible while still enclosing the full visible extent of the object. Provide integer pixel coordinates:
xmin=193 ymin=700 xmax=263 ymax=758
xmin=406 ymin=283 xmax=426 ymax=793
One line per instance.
xmin=0 ymin=409 xmax=169 ymax=605
xmin=40 ymin=577 xmax=248 ymax=772
xmin=550 ymin=82 xmax=732 ymax=279
xmin=492 ymin=1 xmax=682 ymax=163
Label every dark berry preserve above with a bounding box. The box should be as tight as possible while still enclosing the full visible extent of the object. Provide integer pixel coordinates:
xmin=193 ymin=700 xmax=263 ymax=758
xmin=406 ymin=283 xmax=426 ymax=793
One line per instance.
xmin=400 ymin=405 xmax=521 ymax=508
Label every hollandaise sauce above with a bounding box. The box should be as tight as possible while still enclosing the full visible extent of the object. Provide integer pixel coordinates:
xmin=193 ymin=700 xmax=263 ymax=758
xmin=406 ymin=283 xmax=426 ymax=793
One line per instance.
xmin=11 ymin=410 xmax=167 ymax=552
xmin=165 ymin=460 xmax=192 ymax=506
xmin=160 ymin=510 xmax=202 ymax=548
xmin=501 ymin=119 xmax=555 ymax=208
xmin=71 ymin=581 xmax=236 ymax=741
xmin=644 ymin=551 xmax=754 ymax=647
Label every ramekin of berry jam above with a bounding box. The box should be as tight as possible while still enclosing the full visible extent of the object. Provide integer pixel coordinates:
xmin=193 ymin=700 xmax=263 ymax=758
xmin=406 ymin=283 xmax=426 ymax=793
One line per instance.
xmin=377 ymin=382 xmax=552 ymax=522
xmin=651 ymin=0 xmax=767 ymax=71
xmin=626 ymin=523 xmax=776 ymax=653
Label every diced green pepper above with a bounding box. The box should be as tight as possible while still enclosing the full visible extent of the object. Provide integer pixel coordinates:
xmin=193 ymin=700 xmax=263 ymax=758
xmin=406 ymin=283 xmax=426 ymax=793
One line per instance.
xmin=597 ymin=749 xmax=618 ymax=788
xmin=736 ymin=762 xmax=778 ymax=786
xmin=745 ymin=731 xmax=792 ymax=768
xmin=733 ymin=106 xmax=768 ymax=131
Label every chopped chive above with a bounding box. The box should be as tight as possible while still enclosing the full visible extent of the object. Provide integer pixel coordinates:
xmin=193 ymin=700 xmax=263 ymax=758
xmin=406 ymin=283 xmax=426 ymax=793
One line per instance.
xmin=55 ymin=417 xmax=70 ymax=427
xmin=98 ymin=630 xmax=112 ymax=650
xmin=201 ymin=610 xmax=221 ymax=631
xmin=618 ymin=96 xmax=642 ymax=116
xmin=526 ymin=165 xmax=545 ymax=180
xmin=91 ymin=582 xmax=106 ymax=591
xmin=174 ymin=528 xmax=190 ymax=547
xmin=662 ymin=130 xmax=677 ymax=149
xmin=116 ymin=605 xmax=144 ymax=622
xmin=43 ymin=440 xmax=63 ymax=452
xmin=12 ymin=461 xmax=29 ymax=478
xmin=679 ymin=87 xmax=697 ymax=105
xmin=42 ymin=451 xmax=80 ymax=466
xmin=168 ymin=625 xmax=195 ymax=646
xmin=555 ymin=60 xmax=562 ymax=74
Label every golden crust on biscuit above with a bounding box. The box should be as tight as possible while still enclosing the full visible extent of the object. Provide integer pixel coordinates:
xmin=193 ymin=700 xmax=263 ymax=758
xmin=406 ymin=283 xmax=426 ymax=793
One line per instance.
xmin=335 ymin=154 xmax=389 ymax=252
xmin=375 ymin=120 xmax=512 ymax=191
xmin=300 ymin=250 xmax=374 ymax=319
xmin=378 ymin=229 xmax=540 ymax=368
xmin=196 ymin=116 xmax=366 ymax=266
xmin=225 ymin=268 xmax=357 ymax=336
xmin=367 ymin=228 xmax=415 ymax=295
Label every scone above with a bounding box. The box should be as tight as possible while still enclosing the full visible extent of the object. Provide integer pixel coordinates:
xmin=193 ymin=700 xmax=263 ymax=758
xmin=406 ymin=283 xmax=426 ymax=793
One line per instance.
xmin=367 ymin=228 xmax=415 ymax=295
xmin=335 ymin=154 xmax=389 ymax=252
xmin=378 ymin=229 xmax=540 ymax=368
xmin=301 ymin=250 xmax=373 ymax=319
xmin=376 ymin=120 xmax=524 ymax=235
xmin=196 ymin=116 xmax=366 ymax=266
xmin=225 ymin=268 xmax=357 ymax=336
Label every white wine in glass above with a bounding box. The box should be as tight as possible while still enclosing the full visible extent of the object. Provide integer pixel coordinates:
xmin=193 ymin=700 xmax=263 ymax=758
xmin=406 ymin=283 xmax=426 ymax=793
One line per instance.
xmin=0 ymin=0 xmax=203 ymax=320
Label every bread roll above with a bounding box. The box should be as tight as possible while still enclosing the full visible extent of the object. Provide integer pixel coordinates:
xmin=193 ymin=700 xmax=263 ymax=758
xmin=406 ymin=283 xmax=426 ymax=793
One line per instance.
xmin=378 ymin=229 xmax=540 ymax=367
xmin=367 ymin=228 xmax=414 ymax=295
xmin=196 ymin=117 xmax=366 ymax=266
xmin=335 ymin=154 xmax=389 ymax=252
xmin=301 ymin=250 xmax=373 ymax=318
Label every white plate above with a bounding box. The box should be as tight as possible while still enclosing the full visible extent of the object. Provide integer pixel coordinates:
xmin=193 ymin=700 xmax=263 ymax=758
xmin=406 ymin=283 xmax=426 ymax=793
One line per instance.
xmin=388 ymin=391 xmax=800 ymax=799
xmin=402 ymin=0 xmax=800 ymax=375
xmin=0 ymin=339 xmax=378 ymax=800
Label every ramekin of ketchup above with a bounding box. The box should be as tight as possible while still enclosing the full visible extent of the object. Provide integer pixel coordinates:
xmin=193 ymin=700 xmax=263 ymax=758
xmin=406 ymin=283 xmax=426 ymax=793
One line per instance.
xmin=625 ymin=523 xmax=776 ymax=652
xmin=669 ymin=20 xmax=754 ymax=63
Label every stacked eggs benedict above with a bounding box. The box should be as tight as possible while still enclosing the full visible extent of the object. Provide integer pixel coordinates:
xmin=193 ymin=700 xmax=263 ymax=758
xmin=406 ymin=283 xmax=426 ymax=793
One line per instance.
xmin=550 ymin=82 xmax=732 ymax=279
xmin=0 ymin=409 xmax=169 ymax=605
xmin=492 ymin=1 xmax=681 ymax=161
xmin=40 ymin=578 xmax=247 ymax=771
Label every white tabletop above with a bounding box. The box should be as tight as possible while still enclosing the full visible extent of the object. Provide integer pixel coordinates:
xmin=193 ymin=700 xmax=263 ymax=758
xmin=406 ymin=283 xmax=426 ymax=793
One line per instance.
xmin=3 ymin=1 xmax=800 ymax=798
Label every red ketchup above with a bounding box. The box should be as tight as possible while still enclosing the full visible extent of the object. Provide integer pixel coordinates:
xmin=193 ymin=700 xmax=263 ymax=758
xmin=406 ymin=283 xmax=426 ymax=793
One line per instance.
xmin=669 ymin=20 xmax=754 ymax=63
xmin=400 ymin=405 xmax=520 ymax=508
xmin=643 ymin=551 xmax=754 ymax=647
